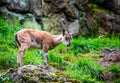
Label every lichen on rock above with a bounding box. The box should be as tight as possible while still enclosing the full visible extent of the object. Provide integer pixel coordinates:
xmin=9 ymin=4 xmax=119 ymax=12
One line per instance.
xmin=0 ymin=65 xmax=80 ymax=82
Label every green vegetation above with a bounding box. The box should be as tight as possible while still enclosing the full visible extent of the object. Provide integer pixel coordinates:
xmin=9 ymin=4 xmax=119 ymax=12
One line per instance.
xmin=48 ymin=36 xmax=120 ymax=82
xmin=109 ymin=64 xmax=120 ymax=83
xmin=109 ymin=64 xmax=120 ymax=75
xmin=0 ymin=15 xmax=22 ymax=70
xmin=89 ymin=3 xmax=109 ymax=13
xmin=0 ymin=76 xmax=13 ymax=83
xmin=0 ymin=15 xmax=120 ymax=83
xmin=65 ymin=57 xmax=103 ymax=83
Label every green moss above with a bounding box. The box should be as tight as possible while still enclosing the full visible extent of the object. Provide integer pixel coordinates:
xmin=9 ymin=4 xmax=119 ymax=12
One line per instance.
xmin=24 ymin=75 xmax=31 ymax=79
xmin=56 ymin=72 xmax=63 ymax=78
xmin=30 ymin=70 xmax=35 ymax=73
xmin=50 ymin=72 xmax=57 ymax=77
xmin=89 ymin=3 xmax=110 ymax=13
xmin=67 ymin=78 xmax=80 ymax=83
xmin=63 ymin=54 xmax=72 ymax=61
xmin=94 ymin=8 xmax=109 ymax=13
xmin=50 ymin=71 xmax=64 ymax=78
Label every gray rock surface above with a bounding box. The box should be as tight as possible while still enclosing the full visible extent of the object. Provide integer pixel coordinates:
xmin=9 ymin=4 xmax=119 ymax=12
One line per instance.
xmin=0 ymin=0 xmax=120 ymax=35
xmin=0 ymin=65 xmax=80 ymax=82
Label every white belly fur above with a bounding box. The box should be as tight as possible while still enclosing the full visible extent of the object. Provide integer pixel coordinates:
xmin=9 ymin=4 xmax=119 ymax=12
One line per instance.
xmin=31 ymin=40 xmax=41 ymax=48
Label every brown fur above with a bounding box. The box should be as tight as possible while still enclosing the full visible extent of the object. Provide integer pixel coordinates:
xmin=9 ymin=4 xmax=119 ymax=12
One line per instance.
xmin=16 ymin=29 xmax=59 ymax=50
xmin=15 ymin=29 xmax=71 ymax=67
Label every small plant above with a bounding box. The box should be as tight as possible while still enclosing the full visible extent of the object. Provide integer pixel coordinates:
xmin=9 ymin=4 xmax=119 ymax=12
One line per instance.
xmin=109 ymin=64 xmax=120 ymax=77
xmin=108 ymin=64 xmax=120 ymax=83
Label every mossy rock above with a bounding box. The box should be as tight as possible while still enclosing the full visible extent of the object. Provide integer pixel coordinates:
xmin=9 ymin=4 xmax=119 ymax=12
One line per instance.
xmin=0 ymin=65 xmax=80 ymax=82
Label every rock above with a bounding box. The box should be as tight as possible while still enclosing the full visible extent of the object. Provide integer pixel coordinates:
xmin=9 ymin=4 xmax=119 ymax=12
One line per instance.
xmin=101 ymin=72 xmax=114 ymax=82
xmin=0 ymin=6 xmax=41 ymax=29
xmin=96 ymin=12 xmax=120 ymax=35
xmin=68 ymin=19 xmax=80 ymax=34
xmin=89 ymin=0 xmax=120 ymax=14
xmin=2 ymin=0 xmax=29 ymax=13
xmin=99 ymin=49 xmax=120 ymax=67
xmin=74 ymin=0 xmax=88 ymax=10
xmin=112 ymin=14 xmax=120 ymax=34
xmin=42 ymin=14 xmax=62 ymax=34
xmin=1 ymin=0 xmax=120 ymax=35
xmin=103 ymin=0 xmax=120 ymax=14
xmin=44 ymin=0 xmax=79 ymax=23
xmin=64 ymin=4 xmax=78 ymax=21
xmin=28 ymin=0 xmax=43 ymax=17
xmin=99 ymin=49 xmax=120 ymax=82
xmin=0 ymin=65 xmax=80 ymax=82
xmin=44 ymin=0 xmax=66 ymax=13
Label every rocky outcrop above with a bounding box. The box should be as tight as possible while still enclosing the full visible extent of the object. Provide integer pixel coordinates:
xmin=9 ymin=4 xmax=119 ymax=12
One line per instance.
xmin=89 ymin=0 xmax=120 ymax=14
xmin=99 ymin=49 xmax=120 ymax=67
xmin=96 ymin=12 xmax=120 ymax=35
xmin=0 ymin=65 xmax=80 ymax=82
xmin=0 ymin=0 xmax=120 ymax=35
xmin=2 ymin=0 xmax=29 ymax=13
xmin=99 ymin=49 xmax=120 ymax=82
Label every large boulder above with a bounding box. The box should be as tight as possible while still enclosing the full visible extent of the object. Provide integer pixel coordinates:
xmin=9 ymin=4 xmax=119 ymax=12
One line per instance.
xmin=0 ymin=6 xmax=41 ymax=29
xmin=42 ymin=14 xmax=62 ymax=34
xmin=44 ymin=0 xmax=78 ymax=20
xmin=89 ymin=0 xmax=120 ymax=14
xmin=1 ymin=0 xmax=29 ymax=12
xmin=95 ymin=11 xmax=120 ymax=35
xmin=102 ymin=0 xmax=120 ymax=14
xmin=0 ymin=65 xmax=80 ymax=82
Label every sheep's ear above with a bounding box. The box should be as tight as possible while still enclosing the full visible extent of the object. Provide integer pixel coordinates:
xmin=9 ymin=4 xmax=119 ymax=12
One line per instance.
xmin=62 ymin=28 xmax=65 ymax=35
